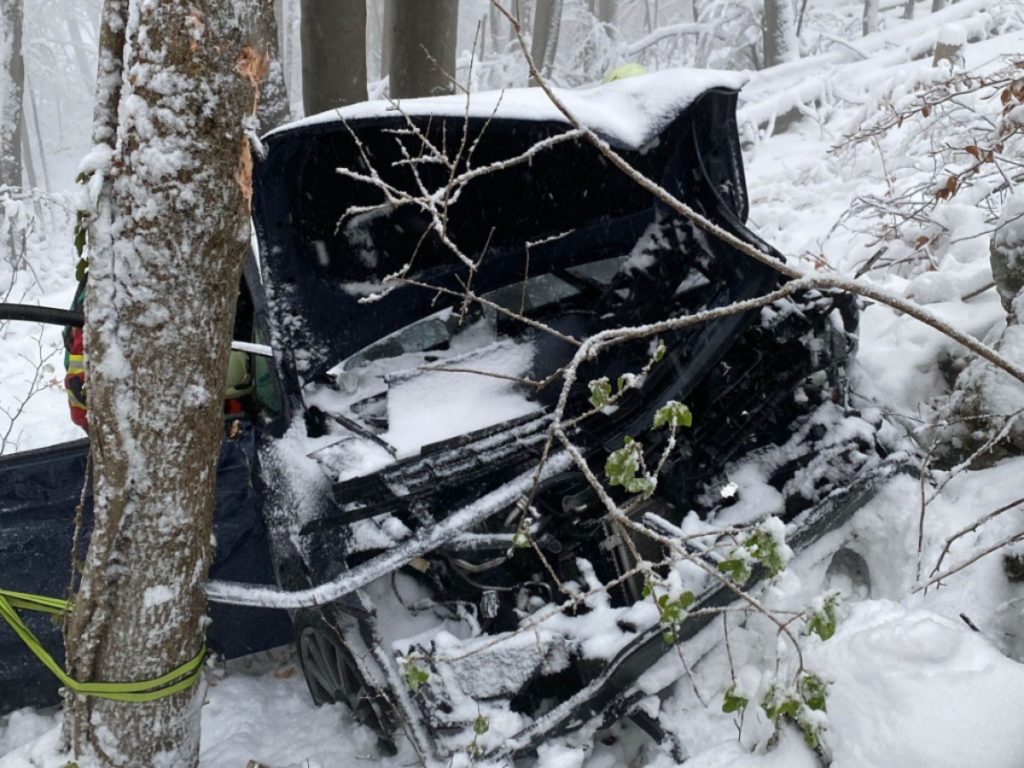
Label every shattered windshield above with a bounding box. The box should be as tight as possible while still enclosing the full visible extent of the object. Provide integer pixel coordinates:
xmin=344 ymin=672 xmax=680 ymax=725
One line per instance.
xmin=303 ymin=256 xmax=628 ymax=469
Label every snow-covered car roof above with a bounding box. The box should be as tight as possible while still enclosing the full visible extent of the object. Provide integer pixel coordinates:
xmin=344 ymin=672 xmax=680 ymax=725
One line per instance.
xmin=267 ymin=68 xmax=747 ymax=150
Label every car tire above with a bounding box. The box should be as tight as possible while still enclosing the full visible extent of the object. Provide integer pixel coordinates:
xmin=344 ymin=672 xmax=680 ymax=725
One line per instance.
xmin=294 ymin=610 xmax=397 ymax=754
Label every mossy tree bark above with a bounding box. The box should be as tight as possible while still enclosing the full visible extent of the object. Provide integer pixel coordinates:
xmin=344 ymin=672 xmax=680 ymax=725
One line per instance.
xmin=63 ymin=1 xmax=262 ymax=765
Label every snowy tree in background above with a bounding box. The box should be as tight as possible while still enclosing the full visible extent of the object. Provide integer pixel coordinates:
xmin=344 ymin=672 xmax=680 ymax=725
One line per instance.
xmin=863 ymin=0 xmax=880 ymax=35
xmin=762 ymin=0 xmax=798 ymax=66
xmin=0 ymin=0 xmax=23 ymax=188
xmin=301 ymin=0 xmax=366 ymax=113
xmin=255 ymin=0 xmax=291 ymax=131
xmin=388 ymin=0 xmax=459 ymax=98
xmin=530 ymin=0 xmax=563 ymax=84
xmin=63 ymin=0 xmax=264 ymax=764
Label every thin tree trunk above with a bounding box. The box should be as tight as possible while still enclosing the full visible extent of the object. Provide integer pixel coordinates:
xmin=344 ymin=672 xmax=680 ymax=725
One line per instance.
xmin=26 ymin=75 xmax=48 ymax=191
xmin=0 ymin=0 xmax=24 ymax=188
xmin=862 ymin=0 xmax=879 ymax=35
xmin=489 ymin=1 xmax=505 ymax=54
xmin=597 ymin=0 xmax=615 ymax=24
xmin=18 ymin=107 xmax=34 ymax=188
xmin=931 ymin=0 xmax=949 ymax=11
xmin=902 ymin=0 xmax=916 ymax=19
xmin=64 ymin=11 xmax=96 ymax=90
xmin=381 ymin=0 xmax=395 ymax=78
xmin=762 ymin=0 xmax=799 ymax=67
xmin=63 ymin=0 xmax=256 ymax=764
xmin=275 ymin=0 xmax=285 ymax=50
xmin=300 ymin=0 xmax=366 ymax=114
xmin=255 ymin=0 xmax=291 ymax=131
xmin=389 ymin=0 xmax=459 ymax=99
xmin=529 ymin=0 xmax=563 ymax=85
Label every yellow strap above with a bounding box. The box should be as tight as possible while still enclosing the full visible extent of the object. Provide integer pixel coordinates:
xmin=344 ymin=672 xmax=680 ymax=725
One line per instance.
xmin=0 ymin=589 xmax=205 ymax=702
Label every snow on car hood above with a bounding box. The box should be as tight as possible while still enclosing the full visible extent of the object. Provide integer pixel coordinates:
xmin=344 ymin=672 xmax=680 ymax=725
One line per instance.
xmin=267 ymin=68 xmax=748 ymax=150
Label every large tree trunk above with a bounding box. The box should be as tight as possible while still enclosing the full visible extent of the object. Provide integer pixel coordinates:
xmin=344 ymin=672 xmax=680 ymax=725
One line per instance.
xmin=388 ymin=0 xmax=459 ymax=99
xmin=300 ymin=0 xmax=366 ymax=114
xmin=63 ymin=0 xmax=257 ymax=764
xmin=0 ymin=0 xmax=23 ymax=188
xmin=529 ymin=0 xmax=563 ymax=86
xmin=762 ymin=0 xmax=799 ymax=67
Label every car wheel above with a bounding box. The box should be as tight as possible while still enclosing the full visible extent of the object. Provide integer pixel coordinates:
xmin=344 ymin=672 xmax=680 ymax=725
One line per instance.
xmin=295 ymin=612 xmax=397 ymax=754
xmin=824 ymin=547 xmax=871 ymax=599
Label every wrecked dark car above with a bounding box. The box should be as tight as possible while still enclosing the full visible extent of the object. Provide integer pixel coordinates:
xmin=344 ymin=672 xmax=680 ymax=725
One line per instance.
xmin=1 ymin=70 xmax=902 ymax=763
xmin=235 ymin=71 xmax=903 ymax=762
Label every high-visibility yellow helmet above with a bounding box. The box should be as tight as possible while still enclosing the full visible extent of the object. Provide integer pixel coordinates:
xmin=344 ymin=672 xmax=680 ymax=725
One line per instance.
xmin=603 ymin=62 xmax=647 ymax=83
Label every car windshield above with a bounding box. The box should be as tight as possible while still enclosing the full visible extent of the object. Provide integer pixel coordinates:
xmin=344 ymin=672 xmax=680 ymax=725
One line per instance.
xmin=303 ymin=256 xmax=627 ymax=466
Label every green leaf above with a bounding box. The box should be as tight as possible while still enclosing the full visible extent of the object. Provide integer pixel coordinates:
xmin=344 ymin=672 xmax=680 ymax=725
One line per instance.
xmin=807 ymin=597 xmax=837 ymax=641
xmin=588 ymin=377 xmax=612 ymax=409
xmin=800 ymin=674 xmax=827 ymax=712
xmin=801 ymin=722 xmax=820 ymax=750
xmin=662 ymin=631 xmax=676 ymax=645
xmin=717 ymin=558 xmax=751 ymax=584
xmin=746 ymin=527 xmax=786 ymax=577
xmin=762 ymin=690 xmax=799 ymax=721
xmin=625 ymin=474 xmax=656 ymax=499
xmin=653 ymin=401 xmax=693 ymax=430
xmin=652 ymin=340 xmax=666 ymax=363
xmin=661 ymin=591 xmax=695 ymax=624
xmin=402 ymin=660 xmax=429 ymax=692
xmin=473 ymin=714 xmax=490 ymax=735
xmin=606 ymin=436 xmax=656 ymax=498
xmin=605 ymin=437 xmax=640 ymax=488
xmin=722 ymin=687 xmax=748 ymax=714
xmin=73 ymin=225 xmax=86 ymax=258
xmin=512 ymin=515 xmax=532 ymax=548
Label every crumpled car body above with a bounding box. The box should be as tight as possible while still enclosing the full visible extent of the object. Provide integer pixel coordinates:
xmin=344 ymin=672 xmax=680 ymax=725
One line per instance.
xmin=0 ymin=70 xmax=903 ymax=760
xmin=247 ymin=72 xmax=905 ymax=763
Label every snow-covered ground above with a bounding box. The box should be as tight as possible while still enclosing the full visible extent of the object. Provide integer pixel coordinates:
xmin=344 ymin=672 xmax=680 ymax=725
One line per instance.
xmin=4 ymin=8 xmax=1024 ymax=768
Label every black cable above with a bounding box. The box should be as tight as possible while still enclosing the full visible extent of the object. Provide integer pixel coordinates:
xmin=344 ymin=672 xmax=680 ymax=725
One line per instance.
xmin=0 ymin=303 xmax=83 ymax=327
